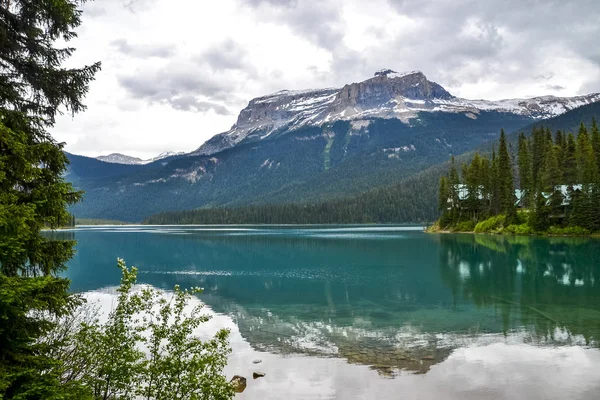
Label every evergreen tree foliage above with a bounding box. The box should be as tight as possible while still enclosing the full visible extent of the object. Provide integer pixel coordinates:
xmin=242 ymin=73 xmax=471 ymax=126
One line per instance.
xmin=0 ymin=1 xmax=99 ymax=397
xmin=432 ymin=122 xmax=600 ymax=234
xmin=438 ymin=176 xmax=449 ymax=213
xmin=517 ymin=133 xmax=533 ymax=207
xmin=0 ymin=0 xmax=100 ymax=125
xmin=554 ymin=130 xmax=565 ymax=179
xmin=563 ymin=133 xmax=578 ymax=184
xmin=531 ymin=126 xmax=546 ymax=188
xmin=576 ymin=122 xmax=597 ymax=184
xmin=497 ymin=130 xmax=516 ymax=218
xmin=591 ymin=117 xmax=600 ymax=173
xmin=541 ymin=139 xmax=560 ymax=191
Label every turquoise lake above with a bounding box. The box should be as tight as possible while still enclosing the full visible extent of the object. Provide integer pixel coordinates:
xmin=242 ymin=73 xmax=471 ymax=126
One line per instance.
xmin=56 ymin=225 xmax=600 ymax=399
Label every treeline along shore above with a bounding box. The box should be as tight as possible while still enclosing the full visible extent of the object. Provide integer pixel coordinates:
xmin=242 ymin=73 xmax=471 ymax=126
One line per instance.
xmin=432 ymin=120 xmax=600 ymax=236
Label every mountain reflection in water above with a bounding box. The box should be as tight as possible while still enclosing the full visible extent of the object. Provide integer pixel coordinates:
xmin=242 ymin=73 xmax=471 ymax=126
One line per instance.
xmin=53 ymin=226 xmax=600 ymax=378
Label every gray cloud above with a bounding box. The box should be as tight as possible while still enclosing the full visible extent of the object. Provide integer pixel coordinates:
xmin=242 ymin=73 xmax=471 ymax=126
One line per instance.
xmin=118 ymin=63 xmax=235 ymax=114
xmin=195 ymin=38 xmax=257 ymax=77
xmin=169 ymin=97 xmax=231 ymax=115
xmin=63 ymin=0 xmax=600 ymax=158
xmin=544 ymin=84 xmax=566 ymax=91
xmin=111 ymin=38 xmax=175 ymax=58
xmin=242 ymin=0 xmax=600 ymax=96
xmin=119 ymin=0 xmax=600 ymax=120
xmin=244 ymin=0 xmax=344 ymax=52
xmin=83 ymin=0 xmax=158 ymax=17
xmin=380 ymin=0 xmax=600 ymax=93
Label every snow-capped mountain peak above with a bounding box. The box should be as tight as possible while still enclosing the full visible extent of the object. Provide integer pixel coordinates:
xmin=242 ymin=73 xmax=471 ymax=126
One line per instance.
xmin=192 ymin=70 xmax=600 ymax=156
xmin=96 ymin=153 xmax=143 ymax=165
xmin=96 ymin=151 xmax=184 ymax=165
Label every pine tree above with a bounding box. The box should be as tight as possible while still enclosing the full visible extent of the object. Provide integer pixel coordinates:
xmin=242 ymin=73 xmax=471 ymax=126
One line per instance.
xmin=555 ymin=130 xmax=565 ymax=148
xmin=517 ymin=133 xmax=534 ymax=208
xmin=531 ymin=126 xmax=546 ymax=188
xmin=531 ymin=190 xmax=550 ymax=231
xmin=447 ymin=156 xmax=461 ymax=222
xmin=554 ymin=130 xmax=565 ymax=182
xmin=0 ymin=1 xmax=100 ymax=125
xmin=438 ymin=176 xmax=449 ymax=213
xmin=541 ymin=140 xmax=560 ymax=191
xmin=591 ymin=117 xmax=600 ymax=174
xmin=438 ymin=176 xmax=450 ymax=226
xmin=479 ymin=157 xmax=492 ymax=217
xmin=0 ymin=1 xmax=99 ymax=397
xmin=576 ymin=123 xmax=597 ymax=184
xmin=490 ymin=149 xmax=501 ymax=215
xmin=497 ymin=130 xmax=516 ymax=218
xmin=563 ymin=133 xmax=578 ymax=185
xmin=463 ymin=153 xmax=485 ymax=219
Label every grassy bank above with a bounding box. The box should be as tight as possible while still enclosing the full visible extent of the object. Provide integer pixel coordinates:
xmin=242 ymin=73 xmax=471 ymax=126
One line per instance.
xmin=428 ymin=214 xmax=597 ymax=237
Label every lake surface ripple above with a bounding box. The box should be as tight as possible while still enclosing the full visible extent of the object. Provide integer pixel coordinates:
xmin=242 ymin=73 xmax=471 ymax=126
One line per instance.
xmin=53 ymin=226 xmax=600 ymax=399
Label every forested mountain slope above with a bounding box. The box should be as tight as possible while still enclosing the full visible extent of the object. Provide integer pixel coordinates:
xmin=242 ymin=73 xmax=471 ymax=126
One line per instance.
xmin=144 ymin=101 xmax=600 ymax=225
xmin=66 ymin=70 xmax=600 ymax=222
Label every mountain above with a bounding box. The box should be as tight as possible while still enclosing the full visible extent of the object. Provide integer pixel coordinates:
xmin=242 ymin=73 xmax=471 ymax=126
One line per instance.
xmin=144 ymin=101 xmax=600 ymax=225
xmin=96 ymin=151 xmax=184 ymax=165
xmin=65 ymin=153 xmax=143 ymax=184
xmin=66 ymin=70 xmax=600 ymax=222
xmin=194 ymin=70 xmax=600 ymax=156
xmin=96 ymin=153 xmax=144 ymax=164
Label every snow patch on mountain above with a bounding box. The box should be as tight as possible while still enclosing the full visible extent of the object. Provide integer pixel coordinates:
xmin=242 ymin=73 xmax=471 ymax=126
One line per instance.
xmin=96 ymin=153 xmax=143 ymax=164
xmin=192 ymin=70 xmax=600 ymax=156
xmin=96 ymin=151 xmax=185 ymax=165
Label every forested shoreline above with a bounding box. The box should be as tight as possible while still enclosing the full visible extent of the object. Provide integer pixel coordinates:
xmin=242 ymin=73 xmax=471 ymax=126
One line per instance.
xmin=143 ymin=169 xmax=440 ymax=225
xmin=434 ymin=120 xmax=600 ymax=235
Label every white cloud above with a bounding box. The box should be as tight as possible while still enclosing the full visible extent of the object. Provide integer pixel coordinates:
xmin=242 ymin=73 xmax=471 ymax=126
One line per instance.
xmin=51 ymin=0 xmax=600 ymax=159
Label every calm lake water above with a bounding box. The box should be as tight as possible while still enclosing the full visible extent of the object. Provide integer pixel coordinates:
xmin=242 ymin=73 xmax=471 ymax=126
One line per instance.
xmin=56 ymin=225 xmax=600 ymax=399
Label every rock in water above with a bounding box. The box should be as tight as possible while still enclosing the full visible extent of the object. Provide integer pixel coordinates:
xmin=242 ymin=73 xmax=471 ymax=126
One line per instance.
xmin=252 ymin=359 xmax=262 ymax=364
xmin=253 ymin=371 xmax=266 ymax=379
xmin=230 ymin=375 xmax=247 ymax=393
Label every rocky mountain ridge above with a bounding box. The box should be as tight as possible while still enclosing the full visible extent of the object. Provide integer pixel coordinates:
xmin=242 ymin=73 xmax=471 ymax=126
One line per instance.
xmin=194 ymin=70 xmax=600 ymax=156
xmin=66 ymin=70 xmax=600 ymax=222
xmin=96 ymin=151 xmax=184 ymax=165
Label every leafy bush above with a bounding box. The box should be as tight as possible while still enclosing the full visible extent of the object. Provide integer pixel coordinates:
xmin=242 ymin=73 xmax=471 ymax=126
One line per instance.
xmin=474 ymin=215 xmax=506 ymax=233
xmin=504 ymin=223 xmax=533 ymax=235
xmin=453 ymin=220 xmax=476 ymax=232
xmin=547 ymin=226 xmax=590 ymax=236
xmin=46 ymin=259 xmax=234 ymax=400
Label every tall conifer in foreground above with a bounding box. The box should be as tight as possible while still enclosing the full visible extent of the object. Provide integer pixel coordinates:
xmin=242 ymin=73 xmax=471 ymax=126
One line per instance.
xmin=0 ymin=1 xmax=99 ymax=397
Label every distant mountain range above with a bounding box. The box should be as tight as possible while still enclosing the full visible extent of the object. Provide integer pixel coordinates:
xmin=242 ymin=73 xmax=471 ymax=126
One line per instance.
xmin=96 ymin=151 xmax=184 ymax=165
xmin=65 ymin=69 xmax=600 ymax=222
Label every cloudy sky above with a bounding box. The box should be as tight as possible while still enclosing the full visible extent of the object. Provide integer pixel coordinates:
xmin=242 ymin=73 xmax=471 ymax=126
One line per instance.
xmin=52 ymin=0 xmax=600 ymax=159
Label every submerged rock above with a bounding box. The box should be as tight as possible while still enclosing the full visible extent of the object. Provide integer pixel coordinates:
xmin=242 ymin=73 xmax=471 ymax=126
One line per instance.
xmin=230 ymin=375 xmax=247 ymax=393
xmin=253 ymin=371 xmax=266 ymax=379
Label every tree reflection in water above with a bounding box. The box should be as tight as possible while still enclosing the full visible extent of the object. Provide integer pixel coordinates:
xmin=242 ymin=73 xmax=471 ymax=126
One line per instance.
xmin=439 ymin=234 xmax=600 ymax=345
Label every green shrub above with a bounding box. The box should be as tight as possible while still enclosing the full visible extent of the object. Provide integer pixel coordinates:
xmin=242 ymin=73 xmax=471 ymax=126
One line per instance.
xmin=547 ymin=226 xmax=590 ymax=236
xmin=453 ymin=220 xmax=476 ymax=232
xmin=513 ymin=210 xmax=529 ymax=225
xmin=504 ymin=223 xmax=532 ymax=235
xmin=474 ymin=215 xmax=506 ymax=233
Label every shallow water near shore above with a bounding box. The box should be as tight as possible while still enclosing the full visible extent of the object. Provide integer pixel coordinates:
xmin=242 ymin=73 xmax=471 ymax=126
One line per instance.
xmin=53 ymin=225 xmax=600 ymax=399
